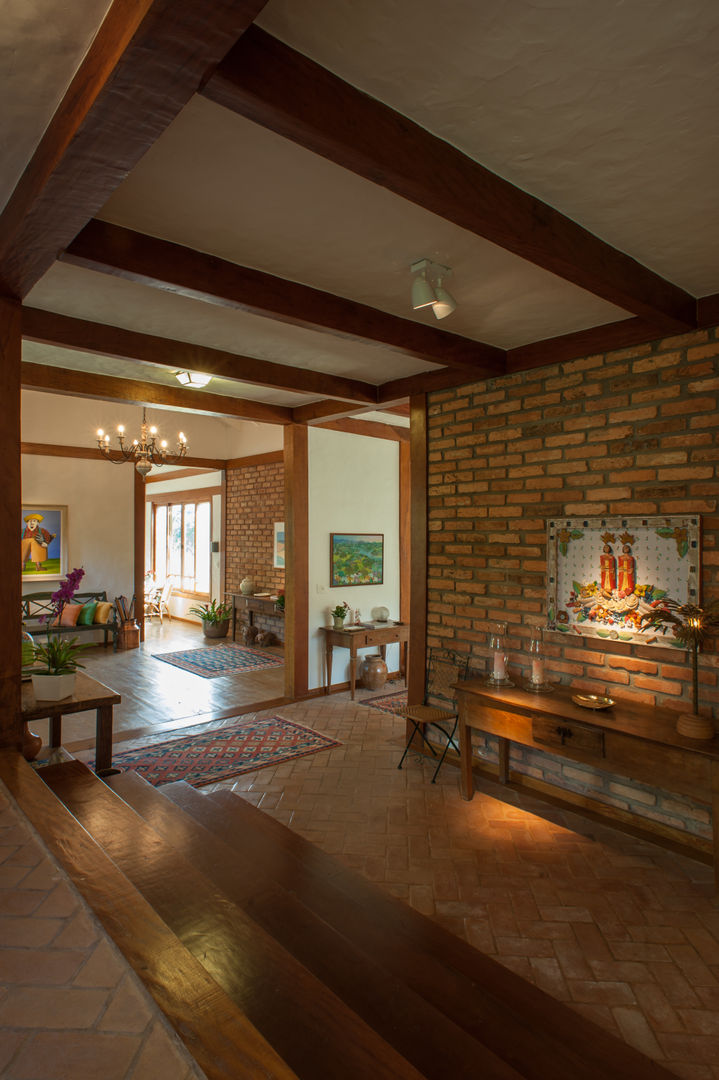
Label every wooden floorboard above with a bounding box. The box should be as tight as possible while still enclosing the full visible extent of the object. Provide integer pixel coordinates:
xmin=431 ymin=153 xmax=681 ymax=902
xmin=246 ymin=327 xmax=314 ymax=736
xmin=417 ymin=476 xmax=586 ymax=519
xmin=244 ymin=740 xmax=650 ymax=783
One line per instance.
xmin=166 ymin=783 xmax=677 ymax=1080
xmin=38 ymin=761 xmax=428 ymax=1080
xmin=107 ymin=770 xmax=522 ymax=1080
xmin=0 ymin=752 xmax=297 ymax=1080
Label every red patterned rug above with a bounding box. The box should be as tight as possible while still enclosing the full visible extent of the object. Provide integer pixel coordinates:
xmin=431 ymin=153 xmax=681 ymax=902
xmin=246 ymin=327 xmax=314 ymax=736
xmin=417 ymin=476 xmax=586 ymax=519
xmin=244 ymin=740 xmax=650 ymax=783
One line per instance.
xmin=152 ymin=642 xmax=283 ymax=678
xmin=101 ymin=716 xmax=340 ymax=787
xmin=359 ymin=690 xmax=407 ymax=715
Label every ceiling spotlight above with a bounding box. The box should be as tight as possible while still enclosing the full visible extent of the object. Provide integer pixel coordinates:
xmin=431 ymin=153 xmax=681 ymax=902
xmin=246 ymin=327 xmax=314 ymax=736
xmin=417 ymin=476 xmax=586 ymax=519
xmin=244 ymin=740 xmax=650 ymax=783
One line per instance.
xmin=175 ymin=371 xmax=212 ymax=389
xmin=410 ymin=259 xmax=456 ymax=319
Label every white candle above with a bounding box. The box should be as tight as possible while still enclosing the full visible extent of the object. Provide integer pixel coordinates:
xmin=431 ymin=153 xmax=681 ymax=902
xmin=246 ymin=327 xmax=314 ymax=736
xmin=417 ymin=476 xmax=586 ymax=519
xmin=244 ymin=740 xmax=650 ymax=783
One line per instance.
xmin=531 ymin=658 xmax=544 ymax=684
xmin=493 ymin=652 xmax=506 ymax=679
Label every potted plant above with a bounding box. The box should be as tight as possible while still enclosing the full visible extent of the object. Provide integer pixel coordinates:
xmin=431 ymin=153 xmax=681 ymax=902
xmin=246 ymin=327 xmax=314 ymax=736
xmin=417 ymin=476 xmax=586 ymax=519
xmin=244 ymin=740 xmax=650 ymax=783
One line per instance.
xmin=27 ymin=635 xmax=89 ymax=701
xmin=189 ymin=598 xmax=233 ymax=639
xmin=274 ymin=592 xmax=285 ymax=613
xmin=330 ymin=601 xmax=350 ymax=629
xmin=641 ymin=598 xmax=719 ymax=739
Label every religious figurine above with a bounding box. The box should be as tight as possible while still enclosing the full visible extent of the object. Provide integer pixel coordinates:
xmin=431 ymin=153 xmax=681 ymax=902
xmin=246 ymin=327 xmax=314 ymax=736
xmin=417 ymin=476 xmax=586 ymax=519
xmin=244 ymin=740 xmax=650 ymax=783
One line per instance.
xmin=599 ymin=531 xmax=617 ymax=596
xmin=617 ymin=532 xmax=636 ymax=598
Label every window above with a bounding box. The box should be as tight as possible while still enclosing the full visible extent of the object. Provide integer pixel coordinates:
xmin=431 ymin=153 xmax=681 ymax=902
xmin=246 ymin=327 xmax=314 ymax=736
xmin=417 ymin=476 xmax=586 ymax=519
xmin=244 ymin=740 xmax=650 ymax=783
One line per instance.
xmin=152 ymin=498 xmax=211 ymax=595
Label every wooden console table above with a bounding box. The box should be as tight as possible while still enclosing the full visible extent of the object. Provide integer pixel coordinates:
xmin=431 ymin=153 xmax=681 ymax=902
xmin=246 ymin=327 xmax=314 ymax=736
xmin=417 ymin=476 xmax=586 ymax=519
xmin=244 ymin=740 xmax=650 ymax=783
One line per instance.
xmin=320 ymin=622 xmax=409 ymax=700
xmin=231 ymin=594 xmax=284 ymax=640
xmin=21 ymin=672 xmax=121 ymax=773
xmin=456 ymin=680 xmax=719 ymax=884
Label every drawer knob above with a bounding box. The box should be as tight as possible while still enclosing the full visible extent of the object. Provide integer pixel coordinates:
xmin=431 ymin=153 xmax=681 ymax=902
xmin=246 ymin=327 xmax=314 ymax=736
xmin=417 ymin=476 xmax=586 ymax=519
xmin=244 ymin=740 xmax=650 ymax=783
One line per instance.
xmin=556 ymin=725 xmax=573 ymax=745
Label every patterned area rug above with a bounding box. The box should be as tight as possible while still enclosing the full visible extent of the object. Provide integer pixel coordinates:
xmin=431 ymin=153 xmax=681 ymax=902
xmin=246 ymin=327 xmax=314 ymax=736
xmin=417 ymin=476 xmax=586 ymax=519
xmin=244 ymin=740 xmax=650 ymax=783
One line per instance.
xmin=359 ymin=690 xmax=407 ymax=715
xmin=152 ymin=642 xmax=284 ymax=678
xmin=103 ymin=716 xmax=340 ymax=787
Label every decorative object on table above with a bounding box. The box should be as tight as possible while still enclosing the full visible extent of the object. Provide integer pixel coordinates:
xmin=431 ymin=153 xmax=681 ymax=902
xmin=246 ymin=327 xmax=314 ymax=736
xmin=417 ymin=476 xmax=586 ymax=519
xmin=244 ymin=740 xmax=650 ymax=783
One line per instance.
xmin=641 ymin=597 xmax=719 ymax=739
xmin=21 ymin=505 xmax=67 ymax=579
xmin=359 ymin=690 xmax=408 ymax=716
xmin=360 ymin=653 xmax=388 ymax=691
xmin=330 ymin=533 xmax=384 ymax=587
xmin=152 ymin=642 xmax=283 ymax=678
xmin=28 ymin=634 xmax=90 ymax=701
xmin=241 ymin=624 xmax=259 ymax=645
xmin=239 ymin=577 xmax=254 ymax=596
xmin=96 ymin=406 xmax=187 ymax=476
xmin=97 ymin=716 xmax=341 ymax=787
xmin=273 ymin=522 xmax=285 ymax=568
xmin=274 ymin=593 xmax=285 ymax=613
xmin=189 ymin=598 xmax=233 ymax=639
xmin=547 ymin=514 xmax=699 ymax=647
xmin=353 ymin=608 xmax=362 ymax=625
xmin=330 ymin=601 xmax=350 ymax=629
xmin=486 ymin=622 xmax=514 ymax=687
xmin=572 ymin=694 xmax=615 ymax=710
xmin=372 ymin=606 xmax=390 ymax=622
xmin=525 ymin=628 xmax=553 ymax=692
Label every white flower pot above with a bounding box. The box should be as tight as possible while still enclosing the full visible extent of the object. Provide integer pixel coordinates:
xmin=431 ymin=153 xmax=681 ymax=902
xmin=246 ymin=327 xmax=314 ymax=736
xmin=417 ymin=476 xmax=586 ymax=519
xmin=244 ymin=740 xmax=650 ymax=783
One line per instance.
xmin=31 ymin=673 xmax=76 ymax=701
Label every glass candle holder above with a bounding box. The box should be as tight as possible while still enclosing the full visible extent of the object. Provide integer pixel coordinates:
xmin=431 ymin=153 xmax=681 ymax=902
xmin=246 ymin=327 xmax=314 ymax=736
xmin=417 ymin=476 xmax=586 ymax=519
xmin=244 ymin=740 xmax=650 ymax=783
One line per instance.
xmin=486 ymin=622 xmax=514 ymax=687
xmin=525 ymin=629 xmax=553 ymax=692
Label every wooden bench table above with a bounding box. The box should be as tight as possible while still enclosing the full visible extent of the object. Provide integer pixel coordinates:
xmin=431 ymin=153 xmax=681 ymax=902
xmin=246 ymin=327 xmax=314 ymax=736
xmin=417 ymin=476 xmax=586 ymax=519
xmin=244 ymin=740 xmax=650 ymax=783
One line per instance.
xmin=21 ymin=672 xmax=121 ymax=773
xmin=456 ymin=679 xmax=719 ymax=885
xmin=320 ymin=622 xmax=409 ymax=700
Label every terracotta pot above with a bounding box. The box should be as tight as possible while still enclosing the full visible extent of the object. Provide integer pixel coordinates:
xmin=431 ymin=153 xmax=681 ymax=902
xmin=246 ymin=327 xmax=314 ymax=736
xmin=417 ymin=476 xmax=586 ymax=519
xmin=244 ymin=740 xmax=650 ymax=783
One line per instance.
xmin=361 ymin=653 xmax=388 ymax=691
xmin=203 ymin=620 xmax=230 ymax=639
xmin=22 ymin=723 xmax=42 ymax=762
xmin=675 ymin=712 xmax=715 ymax=740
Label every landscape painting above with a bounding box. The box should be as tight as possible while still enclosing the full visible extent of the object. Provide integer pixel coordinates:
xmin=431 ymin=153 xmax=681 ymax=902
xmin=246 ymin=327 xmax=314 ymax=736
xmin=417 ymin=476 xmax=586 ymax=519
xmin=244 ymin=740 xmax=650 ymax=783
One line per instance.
xmin=330 ymin=533 xmax=384 ymax=587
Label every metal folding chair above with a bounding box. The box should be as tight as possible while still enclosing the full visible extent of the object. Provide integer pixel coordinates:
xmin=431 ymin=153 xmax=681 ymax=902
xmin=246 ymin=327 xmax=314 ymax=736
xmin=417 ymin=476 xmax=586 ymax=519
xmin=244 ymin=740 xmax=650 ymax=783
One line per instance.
xmin=397 ymin=651 xmax=469 ymax=782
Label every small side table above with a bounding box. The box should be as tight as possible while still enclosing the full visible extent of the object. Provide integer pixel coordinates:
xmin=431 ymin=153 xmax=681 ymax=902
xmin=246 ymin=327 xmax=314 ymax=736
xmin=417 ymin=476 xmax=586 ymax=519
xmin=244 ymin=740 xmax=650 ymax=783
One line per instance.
xmin=319 ymin=622 xmax=409 ymax=700
xmin=21 ymin=672 xmax=121 ymax=773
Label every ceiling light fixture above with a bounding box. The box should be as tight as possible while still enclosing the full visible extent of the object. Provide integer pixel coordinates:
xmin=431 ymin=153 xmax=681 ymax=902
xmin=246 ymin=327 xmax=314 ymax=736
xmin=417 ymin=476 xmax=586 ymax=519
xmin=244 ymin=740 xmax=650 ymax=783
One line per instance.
xmin=410 ymin=259 xmax=457 ymax=320
xmin=96 ymin=408 xmax=188 ymax=477
xmin=175 ymin=370 xmax=212 ymax=388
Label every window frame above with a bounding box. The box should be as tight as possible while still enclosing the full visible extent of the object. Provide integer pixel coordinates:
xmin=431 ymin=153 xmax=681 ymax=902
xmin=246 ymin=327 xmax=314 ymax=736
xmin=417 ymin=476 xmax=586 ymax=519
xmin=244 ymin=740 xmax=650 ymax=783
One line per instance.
xmin=149 ymin=487 xmax=221 ymax=600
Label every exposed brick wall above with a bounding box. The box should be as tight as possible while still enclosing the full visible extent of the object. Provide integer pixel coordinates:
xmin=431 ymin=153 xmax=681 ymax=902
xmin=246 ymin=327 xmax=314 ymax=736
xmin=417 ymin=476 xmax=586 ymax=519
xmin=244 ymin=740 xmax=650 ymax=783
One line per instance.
xmin=427 ymin=326 xmax=719 ymax=840
xmin=225 ymin=459 xmax=285 ymax=610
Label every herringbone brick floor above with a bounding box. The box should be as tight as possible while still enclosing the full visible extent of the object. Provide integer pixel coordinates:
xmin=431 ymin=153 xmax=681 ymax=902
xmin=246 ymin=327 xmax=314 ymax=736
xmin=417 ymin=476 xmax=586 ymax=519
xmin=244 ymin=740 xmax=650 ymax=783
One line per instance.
xmin=198 ymin=689 xmax=719 ymax=1080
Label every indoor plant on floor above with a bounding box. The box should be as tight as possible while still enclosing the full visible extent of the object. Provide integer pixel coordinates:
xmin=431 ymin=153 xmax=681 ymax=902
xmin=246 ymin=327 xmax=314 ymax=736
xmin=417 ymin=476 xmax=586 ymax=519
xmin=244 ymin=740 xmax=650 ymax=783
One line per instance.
xmin=189 ymin=598 xmax=233 ymax=639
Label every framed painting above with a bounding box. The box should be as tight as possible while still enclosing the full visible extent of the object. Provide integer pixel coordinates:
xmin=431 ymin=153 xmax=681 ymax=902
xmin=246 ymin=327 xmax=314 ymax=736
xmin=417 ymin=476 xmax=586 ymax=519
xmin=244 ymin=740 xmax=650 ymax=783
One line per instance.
xmin=547 ymin=515 xmax=700 ymax=647
xmin=330 ymin=533 xmax=384 ymax=587
xmin=21 ymin=505 xmax=68 ymax=580
xmin=273 ymin=522 xmax=285 ymax=569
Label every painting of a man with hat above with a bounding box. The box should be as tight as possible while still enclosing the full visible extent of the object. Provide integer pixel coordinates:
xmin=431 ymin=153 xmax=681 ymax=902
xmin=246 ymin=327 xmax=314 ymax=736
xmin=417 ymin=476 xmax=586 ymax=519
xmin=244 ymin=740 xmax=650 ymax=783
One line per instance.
xmin=21 ymin=506 xmax=65 ymax=577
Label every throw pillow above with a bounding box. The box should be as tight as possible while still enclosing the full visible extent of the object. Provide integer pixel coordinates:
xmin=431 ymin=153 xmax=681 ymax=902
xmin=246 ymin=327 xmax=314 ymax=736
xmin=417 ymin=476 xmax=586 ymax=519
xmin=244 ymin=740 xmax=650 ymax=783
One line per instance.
xmin=78 ymin=601 xmax=98 ymax=626
xmin=93 ymin=601 xmax=113 ymax=624
xmin=52 ymin=603 xmax=83 ymax=627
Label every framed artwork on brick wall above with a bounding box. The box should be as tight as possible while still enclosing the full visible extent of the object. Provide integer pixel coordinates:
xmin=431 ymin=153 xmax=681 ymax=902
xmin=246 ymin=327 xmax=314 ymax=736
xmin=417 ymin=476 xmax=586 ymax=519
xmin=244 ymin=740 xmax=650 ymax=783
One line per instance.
xmin=547 ymin=515 xmax=700 ymax=647
xmin=330 ymin=533 xmax=384 ymax=587
xmin=21 ymin=505 xmax=68 ymax=580
xmin=273 ymin=522 xmax=285 ymax=569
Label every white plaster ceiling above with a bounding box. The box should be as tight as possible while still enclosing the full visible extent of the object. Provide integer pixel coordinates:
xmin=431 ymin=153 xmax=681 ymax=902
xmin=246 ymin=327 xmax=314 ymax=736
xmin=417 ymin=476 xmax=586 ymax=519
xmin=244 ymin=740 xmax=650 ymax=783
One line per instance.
xmin=7 ymin=0 xmax=719 ymax=413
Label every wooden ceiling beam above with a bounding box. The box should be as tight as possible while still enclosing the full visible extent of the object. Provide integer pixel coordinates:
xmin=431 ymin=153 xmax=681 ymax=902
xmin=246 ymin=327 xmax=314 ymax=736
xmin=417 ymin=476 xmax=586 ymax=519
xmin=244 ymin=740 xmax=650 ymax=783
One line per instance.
xmin=202 ymin=26 xmax=696 ymax=332
xmin=506 ymin=317 xmax=662 ymax=373
xmin=62 ymin=220 xmax=505 ymax=376
xmin=23 ymin=307 xmax=376 ymax=404
xmin=0 ymin=0 xmax=269 ymax=299
xmin=21 ymin=362 xmax=292 ymax=426
xmin=315 ymin=418 xmax=409 ymax=442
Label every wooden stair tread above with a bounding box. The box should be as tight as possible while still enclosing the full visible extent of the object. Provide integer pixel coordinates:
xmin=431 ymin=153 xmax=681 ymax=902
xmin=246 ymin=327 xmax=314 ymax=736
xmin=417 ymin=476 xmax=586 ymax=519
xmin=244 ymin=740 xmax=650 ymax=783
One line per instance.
xmin=106 ymin=769 xmax=522 ymax=1080
xmin=0 ymin=753 xmax=296 ymax=1080
xmin=38 ymin=760 xmax=427 ymax=1080
xmin=165 ymin=781 xmax=676 ymax=1080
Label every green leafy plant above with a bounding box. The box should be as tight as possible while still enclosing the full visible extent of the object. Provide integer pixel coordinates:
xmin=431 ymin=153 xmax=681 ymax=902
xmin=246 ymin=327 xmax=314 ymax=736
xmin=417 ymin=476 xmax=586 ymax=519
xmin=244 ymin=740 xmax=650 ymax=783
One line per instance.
xmin=274 ymin=593 xmax=285 ymax=612
xmin=330 ymin=601 xmax=350 ymax=619
xmin=189 ymin=598 xmax=233 ymax=624
xmin=31 ymin=636 xmax=89 ymax=675
xmin=641 ymin=598 xmax=719 ymax=715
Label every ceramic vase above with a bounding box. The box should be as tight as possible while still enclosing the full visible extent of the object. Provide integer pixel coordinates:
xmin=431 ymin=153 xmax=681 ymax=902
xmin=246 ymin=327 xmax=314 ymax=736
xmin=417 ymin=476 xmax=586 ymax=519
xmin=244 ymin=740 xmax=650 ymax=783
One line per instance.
xmin=31 ymin=672 xmax=75 ymax=702
xmin=240 ymin=577 xmax=254 ymax=595
xmin=361 ymin=653 xmax=388 ymax=691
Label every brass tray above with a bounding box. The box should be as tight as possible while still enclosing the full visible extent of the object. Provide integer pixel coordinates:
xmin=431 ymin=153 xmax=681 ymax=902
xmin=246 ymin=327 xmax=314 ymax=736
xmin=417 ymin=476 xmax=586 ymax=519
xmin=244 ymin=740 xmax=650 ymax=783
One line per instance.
xmin=572 ymin=694 xmax=614 ymax=710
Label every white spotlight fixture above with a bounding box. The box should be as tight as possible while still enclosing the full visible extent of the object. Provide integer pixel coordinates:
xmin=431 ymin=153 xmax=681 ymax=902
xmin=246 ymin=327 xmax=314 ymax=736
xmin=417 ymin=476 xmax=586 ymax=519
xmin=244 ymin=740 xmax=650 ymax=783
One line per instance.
xmin=409 ymin=259 xmax=457 ymax=320
xmin=175 ymin=370 xmax=212 ymax=389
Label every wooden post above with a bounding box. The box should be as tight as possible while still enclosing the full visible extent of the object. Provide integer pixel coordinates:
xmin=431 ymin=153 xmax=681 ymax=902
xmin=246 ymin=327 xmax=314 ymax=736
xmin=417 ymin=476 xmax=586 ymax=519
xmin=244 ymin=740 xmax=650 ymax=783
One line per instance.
xmin=399 ymin=440 xmax=410 ymax=627
xmin=407 ymin=393 xmax=428 ymax=710
xmin=0 ymin=298 xmax=22 ymax=751
xmin=134 ymin=470 xmax=145 ymax=642
xmin=284 ymin=424 xmax=308 ymax=699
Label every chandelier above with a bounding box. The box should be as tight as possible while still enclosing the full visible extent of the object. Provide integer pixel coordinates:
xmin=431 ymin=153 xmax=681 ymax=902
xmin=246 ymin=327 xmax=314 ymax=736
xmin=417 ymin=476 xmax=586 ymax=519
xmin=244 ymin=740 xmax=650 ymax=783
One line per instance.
xmin=96 ymin=408 xmax=188 ymax=477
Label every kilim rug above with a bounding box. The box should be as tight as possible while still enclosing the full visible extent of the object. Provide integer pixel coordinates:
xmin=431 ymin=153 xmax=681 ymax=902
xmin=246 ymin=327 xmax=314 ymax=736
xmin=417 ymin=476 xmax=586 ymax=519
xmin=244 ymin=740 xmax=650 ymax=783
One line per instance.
xmin=101 ymin=716 xmax=340 ymax=787
xmin=359 ymin=690 xmax=407 ymax=716
xmin=152 ymin=642 xmax=283 ymax=678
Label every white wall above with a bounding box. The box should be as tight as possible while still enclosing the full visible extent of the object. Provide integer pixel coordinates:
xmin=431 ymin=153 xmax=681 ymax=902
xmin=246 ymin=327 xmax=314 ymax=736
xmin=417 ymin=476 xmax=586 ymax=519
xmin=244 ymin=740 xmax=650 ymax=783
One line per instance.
xmin=308 ymin=428 xmax=400 ymax=691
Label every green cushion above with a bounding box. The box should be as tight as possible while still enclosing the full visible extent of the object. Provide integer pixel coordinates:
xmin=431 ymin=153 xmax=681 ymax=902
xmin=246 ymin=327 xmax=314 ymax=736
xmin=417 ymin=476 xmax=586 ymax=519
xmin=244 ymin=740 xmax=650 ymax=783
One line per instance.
xmin=78 ymin=601 xmax=98 ymax=626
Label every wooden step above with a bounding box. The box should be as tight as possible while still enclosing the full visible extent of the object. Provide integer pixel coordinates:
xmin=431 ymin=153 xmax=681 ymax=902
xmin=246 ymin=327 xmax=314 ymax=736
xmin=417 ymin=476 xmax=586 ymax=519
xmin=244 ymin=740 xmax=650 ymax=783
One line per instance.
xmin=164 ymin=782 xmax=677 ymax=1080
xmin=106 ymin=768 xmax=522 ymax=1080
xmin=0 ymin=753 xmax=297 ymax=1080
xmin=38 ymin=760 xmax=429 ymax=1080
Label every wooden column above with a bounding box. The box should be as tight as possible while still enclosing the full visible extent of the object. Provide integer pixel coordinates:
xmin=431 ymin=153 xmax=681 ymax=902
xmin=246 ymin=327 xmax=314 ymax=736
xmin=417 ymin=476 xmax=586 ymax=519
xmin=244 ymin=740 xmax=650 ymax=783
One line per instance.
xmin=407 ymin=393 xmax=428 ymax=708
xmin=284 ymin=424 xmax=309 ymax=699
xmin=399 ymin=440 xmax=410 ymax=626
xmin=134 ymin=470 xmax=145 ymax=642
xmin=0 ymin=298 xmax=22 ymax=750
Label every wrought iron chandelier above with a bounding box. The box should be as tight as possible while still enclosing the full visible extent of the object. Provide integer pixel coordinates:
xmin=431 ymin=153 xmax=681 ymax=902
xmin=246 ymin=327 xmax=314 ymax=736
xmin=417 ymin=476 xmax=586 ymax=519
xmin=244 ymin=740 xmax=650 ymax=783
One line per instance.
xmin=96 ymin=408 xmax=188 ymax=477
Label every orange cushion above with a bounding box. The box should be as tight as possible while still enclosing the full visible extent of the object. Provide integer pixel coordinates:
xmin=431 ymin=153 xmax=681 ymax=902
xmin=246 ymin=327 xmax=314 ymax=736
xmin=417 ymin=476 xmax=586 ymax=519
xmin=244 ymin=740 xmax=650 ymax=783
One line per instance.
xmin=93 ymin=601 xmax=113 ymax=624
xmin=51 ymin=603 xmax=84 ymax=627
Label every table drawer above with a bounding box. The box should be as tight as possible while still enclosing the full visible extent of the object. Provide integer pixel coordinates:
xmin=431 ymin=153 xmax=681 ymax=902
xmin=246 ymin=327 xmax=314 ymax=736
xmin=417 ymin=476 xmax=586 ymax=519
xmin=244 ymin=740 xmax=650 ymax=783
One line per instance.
xmin=532 ymin=716 xmax=605 ymax=759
